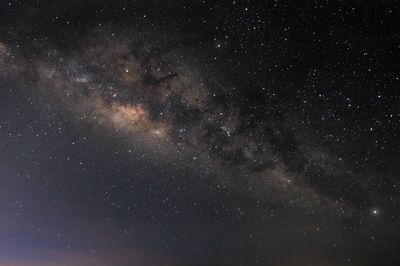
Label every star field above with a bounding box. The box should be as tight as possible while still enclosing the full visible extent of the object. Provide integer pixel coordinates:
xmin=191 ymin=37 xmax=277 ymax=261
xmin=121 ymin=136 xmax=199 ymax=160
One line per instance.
xmin=0 ymin=1 xmax=399 ymax=265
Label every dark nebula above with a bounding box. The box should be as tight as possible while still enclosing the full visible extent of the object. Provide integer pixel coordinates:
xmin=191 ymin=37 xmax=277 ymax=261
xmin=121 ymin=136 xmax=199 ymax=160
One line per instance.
xmin=0 ymin=1 xmax=399 ymax=265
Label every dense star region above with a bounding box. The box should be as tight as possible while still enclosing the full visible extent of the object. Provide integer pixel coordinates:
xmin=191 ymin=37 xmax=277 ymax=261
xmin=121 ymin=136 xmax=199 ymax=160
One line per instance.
xmin=0 ymin=1 xmax=399 ymax=266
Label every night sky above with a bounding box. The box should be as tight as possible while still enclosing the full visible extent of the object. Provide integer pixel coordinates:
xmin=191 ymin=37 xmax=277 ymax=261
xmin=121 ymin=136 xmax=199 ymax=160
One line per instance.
xmin=0 ymin=1 xmax=400 ymax=265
